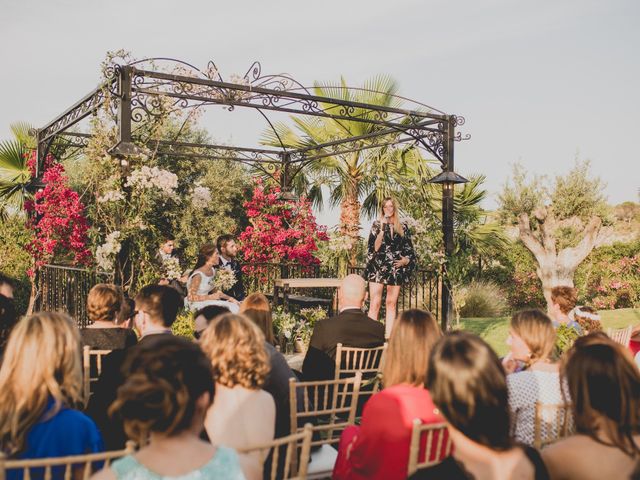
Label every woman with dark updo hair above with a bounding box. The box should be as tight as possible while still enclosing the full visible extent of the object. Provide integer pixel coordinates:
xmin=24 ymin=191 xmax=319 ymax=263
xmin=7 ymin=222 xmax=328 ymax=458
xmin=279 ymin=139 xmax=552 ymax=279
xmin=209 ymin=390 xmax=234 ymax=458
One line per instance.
xmin=91 ymin=335 xmax=244 ymax=480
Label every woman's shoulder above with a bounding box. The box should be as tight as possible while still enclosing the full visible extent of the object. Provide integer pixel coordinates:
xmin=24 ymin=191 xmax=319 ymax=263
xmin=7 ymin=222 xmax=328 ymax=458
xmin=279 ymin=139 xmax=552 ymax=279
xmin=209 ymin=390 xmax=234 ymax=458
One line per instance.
xmin=206 ymin=446 xmax=245 ymax=478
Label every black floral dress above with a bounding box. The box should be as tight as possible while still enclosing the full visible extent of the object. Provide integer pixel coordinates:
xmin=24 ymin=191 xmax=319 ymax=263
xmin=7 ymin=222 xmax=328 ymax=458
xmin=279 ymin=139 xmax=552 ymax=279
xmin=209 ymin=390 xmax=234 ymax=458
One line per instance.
xmin=364 ymin=220 xmax=417 ymax=286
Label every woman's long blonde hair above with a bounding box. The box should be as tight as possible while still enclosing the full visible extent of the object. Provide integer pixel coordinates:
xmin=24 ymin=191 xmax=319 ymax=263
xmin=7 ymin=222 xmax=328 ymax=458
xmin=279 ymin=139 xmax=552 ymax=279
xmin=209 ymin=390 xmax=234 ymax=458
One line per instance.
xmin=380 ymin=197 xmax=404 ymax=237
xmin=0 ymin=312 xmax=83 ymax=455
xmin=383 ymin=309 xmax=441 ymax=387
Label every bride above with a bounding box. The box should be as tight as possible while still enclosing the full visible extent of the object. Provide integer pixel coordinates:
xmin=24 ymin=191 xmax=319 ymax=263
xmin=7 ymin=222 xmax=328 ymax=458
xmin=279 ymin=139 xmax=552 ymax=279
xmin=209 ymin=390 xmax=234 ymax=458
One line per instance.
xmin=186 ymin=244 xmax=240 ymax=314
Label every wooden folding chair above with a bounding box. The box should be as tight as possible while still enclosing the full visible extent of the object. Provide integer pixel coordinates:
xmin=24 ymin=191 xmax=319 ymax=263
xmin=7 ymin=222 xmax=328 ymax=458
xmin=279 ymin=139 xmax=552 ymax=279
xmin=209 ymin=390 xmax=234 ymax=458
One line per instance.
xmin=606 ymin=325 xmax=633 ymax=348
xmin=407 ymin=420 xmax=452 ymax=476
xmin=239 ymin=424 xmax=313 ymax=480
xmin=289 ymin=372 xmax=362 ymax=479
xmin=0 ymin=442 xmax=135 ymax=480
xmin=82 ymin=345 xmax=112 ymax=405
xmin=533 ymin=402 xmax=574 ymax=449
xmin=334 ymin=343 xmax=386 ymax=403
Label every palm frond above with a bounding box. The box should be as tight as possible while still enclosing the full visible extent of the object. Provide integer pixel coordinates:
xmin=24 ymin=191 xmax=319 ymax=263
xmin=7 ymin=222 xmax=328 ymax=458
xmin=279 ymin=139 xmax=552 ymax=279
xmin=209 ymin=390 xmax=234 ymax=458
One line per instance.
xmin=10 ymin=122 xmax=36 ymax=149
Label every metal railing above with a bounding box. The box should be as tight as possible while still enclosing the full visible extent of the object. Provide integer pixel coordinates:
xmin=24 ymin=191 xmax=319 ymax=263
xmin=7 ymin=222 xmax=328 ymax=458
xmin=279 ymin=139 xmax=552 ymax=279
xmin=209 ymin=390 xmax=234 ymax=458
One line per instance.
xmin=35 ymin=265 xmax=114 ymax=327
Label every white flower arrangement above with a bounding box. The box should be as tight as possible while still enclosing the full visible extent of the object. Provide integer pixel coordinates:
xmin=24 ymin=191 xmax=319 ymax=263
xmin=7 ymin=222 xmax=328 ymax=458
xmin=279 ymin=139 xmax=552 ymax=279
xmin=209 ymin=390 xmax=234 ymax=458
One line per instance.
xmin=211 ymin=268 xmax=237 ymax=291
xmin=125 ymin=166 xmax=178 ymax=197
xmin=162 ymin=257 xmax=182 ymax=281
xmin=191 ymin=185 xmax=212 ymax=209
xmin=97 ymin=190 xmax=125 ymax=203
xmin=95 ymin=231 xmax=121 ymax=271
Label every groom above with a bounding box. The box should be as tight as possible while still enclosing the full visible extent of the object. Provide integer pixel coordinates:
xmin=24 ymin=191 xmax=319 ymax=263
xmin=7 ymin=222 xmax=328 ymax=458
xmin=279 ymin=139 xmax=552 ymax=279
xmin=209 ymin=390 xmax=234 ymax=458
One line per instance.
xmin=216 ymin=234 xmax=246 ymax=302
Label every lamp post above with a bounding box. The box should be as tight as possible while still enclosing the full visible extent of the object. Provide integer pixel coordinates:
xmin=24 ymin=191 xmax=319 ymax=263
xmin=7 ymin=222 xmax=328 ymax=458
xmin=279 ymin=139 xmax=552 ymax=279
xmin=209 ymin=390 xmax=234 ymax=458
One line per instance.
xmin=427 ymin=170 xmax=467 ymax=331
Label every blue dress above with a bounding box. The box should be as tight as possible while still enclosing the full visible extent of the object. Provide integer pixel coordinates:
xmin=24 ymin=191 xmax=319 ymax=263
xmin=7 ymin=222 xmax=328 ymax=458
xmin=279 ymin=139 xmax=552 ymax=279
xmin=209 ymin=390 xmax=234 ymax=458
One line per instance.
xmin=9 ymin=398 xmax=104 ymax=479
xmin=110 ymin=446 xmax=246 ymax=479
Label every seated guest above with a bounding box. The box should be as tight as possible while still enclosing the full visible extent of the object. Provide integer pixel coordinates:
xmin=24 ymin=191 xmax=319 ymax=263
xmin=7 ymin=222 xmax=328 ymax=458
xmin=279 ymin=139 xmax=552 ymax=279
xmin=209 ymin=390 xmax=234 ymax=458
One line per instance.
xmin=504 ymin=310 xmax=564 ymax=446
xmin=0 ymin=272 xmax=15 ymax=299
xmin=0 ymin=312 xmax=103 ymax=468
xmin=549 ymin=286 xmax=582 ymax=334
xmin=411 ymin=332 xmax=550 ymax=479
xmin=241 ymin=293 xmax=300 ymax=438
xmin=333 ymin=309 xmax=446 ymax=480
xmin=542 ymin=334 xmax=640 ymax=479
xmin=186 ymin=243 xmax=240 ymax=313
xmin=0 ymin=294 xmax=17 ymax=357
xmin=302 ymin=274 xmax=385 ymax=381
xmin=92 ymin=335 xmax=244 ymax=480
xmin=86 ymin=284 xmax=183 ymax=450
xmin=217 ymin=234 xmax=246 ymax=302
xmin=81 ymin=284 xmax=137 ymax=350
xmin=201 ymin=313 xmax=276 ymax=480
xmin=194 ymin=304 xmax=231 ymax=339
xmin=570 ymin=305 xmax=602 ymax=334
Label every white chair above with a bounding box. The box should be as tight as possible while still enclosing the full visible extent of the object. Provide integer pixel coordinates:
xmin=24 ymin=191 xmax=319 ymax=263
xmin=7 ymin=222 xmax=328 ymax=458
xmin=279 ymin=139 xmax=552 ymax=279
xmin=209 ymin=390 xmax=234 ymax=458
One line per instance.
xmin=407 ymin=419 xmax=452 ymax=476
xmin=82 ymin=345 xmax=112 ymax=405
xmin=289 ymin=373 xmax=362 ymax=479
xmin=606 ymin=326 xmax=633 ymax=348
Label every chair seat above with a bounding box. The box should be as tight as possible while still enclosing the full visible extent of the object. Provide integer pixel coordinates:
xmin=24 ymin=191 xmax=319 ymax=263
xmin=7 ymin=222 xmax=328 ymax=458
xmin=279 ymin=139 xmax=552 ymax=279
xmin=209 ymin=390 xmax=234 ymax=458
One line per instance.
xmin=307 ymin=444 xmax=338 ymax=478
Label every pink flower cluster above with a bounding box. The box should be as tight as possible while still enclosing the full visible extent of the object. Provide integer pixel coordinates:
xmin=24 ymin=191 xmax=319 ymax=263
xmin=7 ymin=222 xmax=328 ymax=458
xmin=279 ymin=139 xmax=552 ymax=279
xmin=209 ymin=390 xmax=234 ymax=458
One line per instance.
xmin=239 ymin=180 xmax=328 ymax=274
xmin=24 ymin=153 xmax=91 ymax=275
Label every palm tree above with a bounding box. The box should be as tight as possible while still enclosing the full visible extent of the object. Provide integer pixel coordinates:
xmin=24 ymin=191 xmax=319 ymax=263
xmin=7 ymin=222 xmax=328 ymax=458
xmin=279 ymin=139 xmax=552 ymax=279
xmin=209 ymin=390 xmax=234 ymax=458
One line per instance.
xmin=261 ymin=76 xmax=435 ymax=265
xmin=0 ymin=123 xmax=34 ymax=219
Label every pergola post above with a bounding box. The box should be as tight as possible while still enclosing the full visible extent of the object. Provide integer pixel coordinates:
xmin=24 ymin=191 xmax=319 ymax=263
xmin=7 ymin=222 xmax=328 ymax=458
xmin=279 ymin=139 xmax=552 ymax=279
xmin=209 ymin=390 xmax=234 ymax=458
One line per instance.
xmin=441 ymin=116 xmax=456 ymax=332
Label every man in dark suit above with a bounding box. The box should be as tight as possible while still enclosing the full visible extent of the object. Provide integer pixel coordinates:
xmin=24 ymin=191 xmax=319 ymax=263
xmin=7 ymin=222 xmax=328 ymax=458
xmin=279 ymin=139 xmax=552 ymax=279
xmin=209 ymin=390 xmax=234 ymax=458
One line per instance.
xmin=86 ymin=285 xmax=182 ymax=449
xmin=216 ymin=234 xmax=246 ymax=301
xmin=302 ymin=274 xmax=385 ymax=381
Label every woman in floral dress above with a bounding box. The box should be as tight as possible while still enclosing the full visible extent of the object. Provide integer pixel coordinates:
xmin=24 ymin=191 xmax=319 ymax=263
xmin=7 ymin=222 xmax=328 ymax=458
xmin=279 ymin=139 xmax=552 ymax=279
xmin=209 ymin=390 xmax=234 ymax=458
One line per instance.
xmin=186 ymin=244 xmax=240 ymax=314
xmin=364 ymin=197 xmax=416 ymax=336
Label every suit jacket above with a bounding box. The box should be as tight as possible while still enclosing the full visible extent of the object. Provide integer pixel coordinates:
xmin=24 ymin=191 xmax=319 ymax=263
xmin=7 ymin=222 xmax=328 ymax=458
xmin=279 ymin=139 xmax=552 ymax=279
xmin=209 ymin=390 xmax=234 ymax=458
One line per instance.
xmin=218 ymin=257 xmax=246 ymax=301
xmin=302 ymin=308 xmax=385 ymax=381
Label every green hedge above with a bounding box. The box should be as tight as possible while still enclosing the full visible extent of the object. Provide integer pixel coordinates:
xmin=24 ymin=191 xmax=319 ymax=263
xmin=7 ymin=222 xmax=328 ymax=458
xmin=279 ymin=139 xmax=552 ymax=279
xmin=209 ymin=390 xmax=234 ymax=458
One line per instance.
xmin=0 ymin=215 xmax=32 ymax=315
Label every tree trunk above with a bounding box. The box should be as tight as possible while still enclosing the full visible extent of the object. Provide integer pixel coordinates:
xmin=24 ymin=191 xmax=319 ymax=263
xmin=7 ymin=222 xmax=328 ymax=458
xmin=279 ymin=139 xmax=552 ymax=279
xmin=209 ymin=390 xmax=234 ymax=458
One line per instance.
xmin=339 ymin=186 xmax=361 ymax=268
xmin=518 ymin=208 xmax=601 ymax=312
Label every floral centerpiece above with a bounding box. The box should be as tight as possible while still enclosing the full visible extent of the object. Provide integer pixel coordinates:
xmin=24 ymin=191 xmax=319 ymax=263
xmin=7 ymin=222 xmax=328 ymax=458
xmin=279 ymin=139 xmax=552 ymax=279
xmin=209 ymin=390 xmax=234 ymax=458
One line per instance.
xmin=272 ymin=306 xmax=327 ymax=353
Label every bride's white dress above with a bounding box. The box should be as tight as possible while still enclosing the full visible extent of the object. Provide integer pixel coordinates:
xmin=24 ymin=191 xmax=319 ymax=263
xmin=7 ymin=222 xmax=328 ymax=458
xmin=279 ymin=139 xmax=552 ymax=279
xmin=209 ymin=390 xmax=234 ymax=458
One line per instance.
xmin=185 ymin=270 xmax=239 ymax=314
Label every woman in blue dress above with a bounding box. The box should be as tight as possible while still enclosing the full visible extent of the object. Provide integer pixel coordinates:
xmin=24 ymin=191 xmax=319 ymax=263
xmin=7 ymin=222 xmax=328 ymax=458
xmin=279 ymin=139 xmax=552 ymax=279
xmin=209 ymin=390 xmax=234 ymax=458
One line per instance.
xmin=0 ymin=312 xmax=104 ymax=478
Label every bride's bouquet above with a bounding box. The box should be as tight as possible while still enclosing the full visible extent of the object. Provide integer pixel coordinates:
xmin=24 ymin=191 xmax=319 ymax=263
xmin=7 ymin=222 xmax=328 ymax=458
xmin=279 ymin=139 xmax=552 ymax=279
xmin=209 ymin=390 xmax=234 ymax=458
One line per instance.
xmin=210 ymin=268 xmax=237 ymax=291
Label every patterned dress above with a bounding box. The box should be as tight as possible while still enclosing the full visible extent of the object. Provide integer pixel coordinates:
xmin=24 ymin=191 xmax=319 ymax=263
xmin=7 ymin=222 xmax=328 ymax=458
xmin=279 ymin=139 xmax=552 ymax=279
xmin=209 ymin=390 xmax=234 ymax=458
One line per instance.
xmin=364 ymin=220 xmax=416 ymax=286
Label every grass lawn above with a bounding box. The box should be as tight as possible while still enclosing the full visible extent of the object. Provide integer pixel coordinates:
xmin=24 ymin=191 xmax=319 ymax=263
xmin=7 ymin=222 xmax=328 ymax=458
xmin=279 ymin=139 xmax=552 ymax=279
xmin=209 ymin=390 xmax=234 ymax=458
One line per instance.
xmin=459 ymin=308 xmax=640 ymax=357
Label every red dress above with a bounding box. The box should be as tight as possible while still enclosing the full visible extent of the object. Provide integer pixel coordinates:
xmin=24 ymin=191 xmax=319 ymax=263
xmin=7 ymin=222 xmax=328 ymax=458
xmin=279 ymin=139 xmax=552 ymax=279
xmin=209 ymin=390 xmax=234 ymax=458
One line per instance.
xmin=333 ymin=384 xmax=448 ymax=480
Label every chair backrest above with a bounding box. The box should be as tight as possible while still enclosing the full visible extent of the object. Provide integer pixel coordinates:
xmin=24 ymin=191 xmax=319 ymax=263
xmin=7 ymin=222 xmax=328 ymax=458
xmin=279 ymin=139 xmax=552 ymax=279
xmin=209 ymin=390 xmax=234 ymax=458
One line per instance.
xmin=407 ymin=419 xmax=452 ymax=476
xmin=533 ymin=402 xmax=574 ymax=449
xmin=82 ymin=345 xmax=112 ymax=405
xmin=289 ymin=372 xmax=362 ymax=446
xmin=335 ymin=343 xmax=386 ymax=396
xmin=239 ymin=424 xmax=313 ymax=480
xmin=606 ymin=326 xmax=633 ymax=348
xmin=0 ymin=442 xmax=135 ymax=480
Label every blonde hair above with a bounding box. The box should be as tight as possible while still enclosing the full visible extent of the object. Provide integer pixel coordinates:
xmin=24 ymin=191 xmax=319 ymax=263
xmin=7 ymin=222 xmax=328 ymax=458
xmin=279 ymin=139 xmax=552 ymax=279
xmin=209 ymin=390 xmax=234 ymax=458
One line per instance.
xmin=383 ymin=309 xmax=441 ymax=387
xmin=200 ymin=313 xmax=270 ymax=389
xmin=240 ymin=293 xmax=275 ymax=345
xmin=380 ymin=197 xmax=405 ymax=237
xmin=87 ymin=283 xmax=123 ymax=324
xmin=510 ymin=309 xmax=556 ymax=366
xmin=0 ymin=312 xmax=83 ymax=454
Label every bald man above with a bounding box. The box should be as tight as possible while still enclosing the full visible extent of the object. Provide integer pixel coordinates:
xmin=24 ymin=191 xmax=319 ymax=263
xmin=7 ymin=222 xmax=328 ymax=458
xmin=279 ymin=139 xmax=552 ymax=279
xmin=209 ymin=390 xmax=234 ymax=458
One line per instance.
xmin=302 ymin=274 xmax=385 ymax=381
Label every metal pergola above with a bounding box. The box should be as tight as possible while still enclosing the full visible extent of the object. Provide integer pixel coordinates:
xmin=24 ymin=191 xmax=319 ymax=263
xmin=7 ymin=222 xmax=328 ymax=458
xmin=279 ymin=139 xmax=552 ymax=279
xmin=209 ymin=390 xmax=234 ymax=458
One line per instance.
xmin=34 ymin=58 xmax=469 ymax=330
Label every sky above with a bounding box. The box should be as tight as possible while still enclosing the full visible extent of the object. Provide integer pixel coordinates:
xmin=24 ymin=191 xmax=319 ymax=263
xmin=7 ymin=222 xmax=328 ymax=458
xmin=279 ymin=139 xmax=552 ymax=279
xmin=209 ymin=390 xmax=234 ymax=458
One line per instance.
xmin=1 ymin=0 xmax=638 ymax=229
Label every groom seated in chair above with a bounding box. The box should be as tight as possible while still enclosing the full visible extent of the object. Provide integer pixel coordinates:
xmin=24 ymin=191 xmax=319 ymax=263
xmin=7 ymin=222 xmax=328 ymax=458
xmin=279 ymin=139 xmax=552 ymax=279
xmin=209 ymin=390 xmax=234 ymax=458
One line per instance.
xmin=216 ymin=234 xmax=246 ymax=302
xmin=302 ymin=274 xmax=385 ymax=382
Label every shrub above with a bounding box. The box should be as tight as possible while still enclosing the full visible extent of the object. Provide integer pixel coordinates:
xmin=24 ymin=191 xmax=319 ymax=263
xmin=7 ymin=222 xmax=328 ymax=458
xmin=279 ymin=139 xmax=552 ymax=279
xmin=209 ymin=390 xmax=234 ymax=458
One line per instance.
xmin=459 ymin=281 xmax=508 ymax=318
xmin=171 ymin=310 xmax=194 ymax=338
xmin=0 ymin=215 xmax=32 ymax=314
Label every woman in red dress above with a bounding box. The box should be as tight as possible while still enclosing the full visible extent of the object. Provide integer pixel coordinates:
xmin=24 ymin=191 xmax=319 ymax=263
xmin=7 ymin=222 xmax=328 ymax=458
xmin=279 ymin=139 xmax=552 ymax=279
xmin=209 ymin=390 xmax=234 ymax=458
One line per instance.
xmin=333 ymin=309 xmax=448 ymax=480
